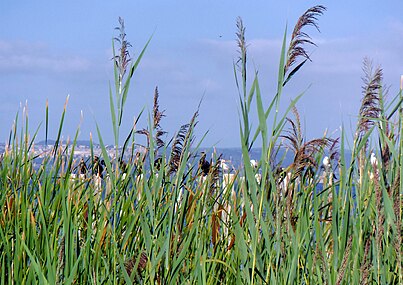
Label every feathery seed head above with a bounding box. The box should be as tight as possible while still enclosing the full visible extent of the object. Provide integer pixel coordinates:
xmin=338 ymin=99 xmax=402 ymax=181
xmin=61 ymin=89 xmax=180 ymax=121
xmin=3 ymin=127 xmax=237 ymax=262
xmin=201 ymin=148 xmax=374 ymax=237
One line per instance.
xmin=284 ymin=5 xmax=326 ymax=74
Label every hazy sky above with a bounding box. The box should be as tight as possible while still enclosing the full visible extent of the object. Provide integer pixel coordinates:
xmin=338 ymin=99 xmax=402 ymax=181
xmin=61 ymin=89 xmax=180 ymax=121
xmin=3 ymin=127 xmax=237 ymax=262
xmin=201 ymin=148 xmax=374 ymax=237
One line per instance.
xmin=0 ymin=1 xmax=402 ymax=147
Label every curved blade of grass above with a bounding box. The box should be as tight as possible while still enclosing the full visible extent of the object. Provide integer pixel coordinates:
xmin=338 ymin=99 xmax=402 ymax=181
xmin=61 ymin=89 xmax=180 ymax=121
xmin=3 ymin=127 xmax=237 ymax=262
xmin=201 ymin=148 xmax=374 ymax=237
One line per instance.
xmin=53 ymin=96 xmax=69 ymax=158
xmin=18 ymin=233 xmax=49 ymax=284
xmin=121 ymin=108 xmax=144 ymax=161
xmin=119 ymin=34 xmax=153 ymax=126
xmin=45 ymin=99 xmax=49 ymax=145
xmin=283 ymin=59 xmax=307 ymax=87
xmin=109 ymin=82 xmax=118 ymax=146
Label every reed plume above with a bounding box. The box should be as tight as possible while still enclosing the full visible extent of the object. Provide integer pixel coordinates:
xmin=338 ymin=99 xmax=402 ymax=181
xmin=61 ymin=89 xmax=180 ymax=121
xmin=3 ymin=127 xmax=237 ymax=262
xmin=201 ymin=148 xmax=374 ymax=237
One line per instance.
xmin=357 ymin=57 xmax=383 ymax=138
xmin=153 ymin=87 xmax=165 ymax=131
xmin=355 ymin=58 xmax=383 ymax=185
xmin=153 ymin=86 xmax=167 ymax=152
xmin=114 ymin=17 xmax=132 ymax=81
xmin=168 ymin=110 xmax=198 ymax=174
xmin=136 ymin=86 xmax=167 ymax=158
xmin=282 ymin=107 xmax=334 ymax=178
xmin=236 ymin=16 xmax=247 ymax=84
xmin=284 ymin=5 xmax=326 ymax=75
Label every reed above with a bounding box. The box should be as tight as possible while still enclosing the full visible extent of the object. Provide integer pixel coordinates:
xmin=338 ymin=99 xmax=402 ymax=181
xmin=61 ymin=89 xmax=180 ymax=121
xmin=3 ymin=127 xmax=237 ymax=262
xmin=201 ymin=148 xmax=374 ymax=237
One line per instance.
xmin=0 ymin=6 xmax=402 ymax=284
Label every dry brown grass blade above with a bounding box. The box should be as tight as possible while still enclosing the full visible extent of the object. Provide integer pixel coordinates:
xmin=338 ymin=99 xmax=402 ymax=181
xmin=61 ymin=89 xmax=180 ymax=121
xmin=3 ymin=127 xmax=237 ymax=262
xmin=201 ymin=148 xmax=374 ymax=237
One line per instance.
xmin=1 ymin=196 xmax=14 ymax=226
xmin=212 ymin=209 xmax=220 ymax=246
xmin=183 ymin=184 xmax=198 ymax=230
xmin=284 ymin=5 xmax=326 ymax=74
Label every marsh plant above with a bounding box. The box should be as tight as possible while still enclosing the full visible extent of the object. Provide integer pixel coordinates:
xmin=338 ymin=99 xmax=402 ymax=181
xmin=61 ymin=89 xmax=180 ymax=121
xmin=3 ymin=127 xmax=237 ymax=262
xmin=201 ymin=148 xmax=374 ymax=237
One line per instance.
xmin=0 ymin=6 xmax=402 ymax=284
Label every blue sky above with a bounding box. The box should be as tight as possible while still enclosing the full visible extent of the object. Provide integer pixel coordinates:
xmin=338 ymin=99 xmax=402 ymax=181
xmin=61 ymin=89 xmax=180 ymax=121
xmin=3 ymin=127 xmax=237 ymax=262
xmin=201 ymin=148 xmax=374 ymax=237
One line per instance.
xmin=0 ymin=1 xmax=402 ymax=147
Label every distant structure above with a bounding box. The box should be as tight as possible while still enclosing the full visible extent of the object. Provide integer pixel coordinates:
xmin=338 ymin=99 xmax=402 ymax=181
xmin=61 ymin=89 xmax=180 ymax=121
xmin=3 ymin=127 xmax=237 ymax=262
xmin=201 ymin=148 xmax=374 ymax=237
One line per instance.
xmin=369 ymin=152 xmax=379 ymax=181
xmin=220 ymin=159 xmax=230 ymax=173
xmin=321 ymin=155 xmax=336 ymax=187
xmin=370 ymin=152 xmax=378 ymax=167
xmin=250 ymin=159 xmax=261 ymax=184
xmin=250 ymin=159 xmax=258 ymax=169
xmin=323 ymin=156 xmax=330 ymax=171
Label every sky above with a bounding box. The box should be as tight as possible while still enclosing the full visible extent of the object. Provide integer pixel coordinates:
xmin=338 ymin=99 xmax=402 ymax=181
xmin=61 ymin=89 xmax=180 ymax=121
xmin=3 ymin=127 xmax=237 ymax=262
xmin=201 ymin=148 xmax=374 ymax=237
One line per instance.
xmin=0 ymin=1 xmax=402 ymax=148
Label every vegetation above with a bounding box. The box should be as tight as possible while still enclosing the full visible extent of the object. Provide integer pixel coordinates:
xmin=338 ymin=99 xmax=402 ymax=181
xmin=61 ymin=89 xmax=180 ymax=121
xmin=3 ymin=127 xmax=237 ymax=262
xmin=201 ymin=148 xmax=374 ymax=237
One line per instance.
xmin=1 ymin=6 xmax=402 ymax=284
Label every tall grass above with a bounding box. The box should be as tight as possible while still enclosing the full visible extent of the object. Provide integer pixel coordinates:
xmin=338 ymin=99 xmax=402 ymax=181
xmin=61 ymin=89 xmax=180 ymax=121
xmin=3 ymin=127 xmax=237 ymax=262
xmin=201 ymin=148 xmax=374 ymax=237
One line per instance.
xmin=1 ymin=7 xmax=402 ymax=284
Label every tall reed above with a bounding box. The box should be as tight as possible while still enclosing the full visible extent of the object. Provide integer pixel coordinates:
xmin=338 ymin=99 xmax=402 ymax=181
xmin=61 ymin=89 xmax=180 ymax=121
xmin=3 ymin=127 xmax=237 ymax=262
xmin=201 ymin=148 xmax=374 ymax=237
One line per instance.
xmin=0 ymin=7 xmax=402 ymax=284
